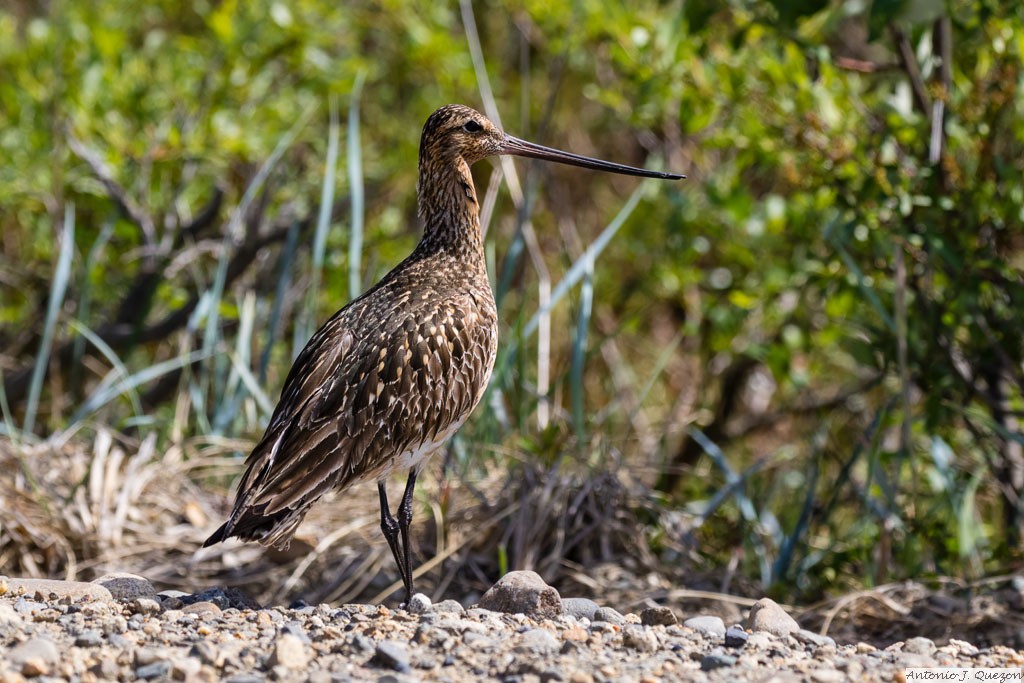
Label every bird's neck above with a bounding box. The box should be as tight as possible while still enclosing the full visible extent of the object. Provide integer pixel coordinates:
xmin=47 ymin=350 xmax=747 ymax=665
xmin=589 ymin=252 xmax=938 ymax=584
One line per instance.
xmin=414 ymin=156 xmax=485 ymax=265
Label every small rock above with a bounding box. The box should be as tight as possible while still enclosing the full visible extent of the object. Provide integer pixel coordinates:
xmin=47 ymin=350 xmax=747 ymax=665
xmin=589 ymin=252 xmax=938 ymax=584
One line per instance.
xmin=406 ymin=593 xmax=431 ymax=614
xmin=190 ymin=641 xmax=219 ymax=665
xmin=640 ymin=606 xmax=678 ymax=626
xmin=514 ymin=628 xmax=560 ymax=653
xmin=0 ymin=604 xmax=23 ymax=626
xmin=683 ymin=615 xmax=726 ymax=639
xmin=282 ymin=621 xmax=311 ymax=644
xmin=903 ymin=637 xmax=937 ymax=656
xmin=136 ymin=662 xmax=171 ymax=680
xmin=183 ymin=601 xmax=222 ymax=616
xmin=92 ymin=573 xmax=156 ymax=602
xmin=372 ymin=640 xmax=411 ymax=673
xmin=592 ymin=607 xmax=626 ymax=625
xmin=20 ymin=658 xmax=49 ymax=677
xmin=8 ymin=638 xmax=60 ymax=668
xmin=949 ymin=639 xmax=979 ymax=657
xmin=700 ymin=653 xmax=737 ymax=671
xmin=477 ymin=571 xmax=562 ymax=619
xmin=129 ymin=598 xmax=162 ymax=616
xmin=6 ymin=578 xmax=113 ymax=603
xmin=269 ymin=633 xmax=308 ymax=669
xmin=810 ymin=669 xmax=846 ymax=683
xmin=463 ymin=631 xmax=495 ymax=650
xmin=170 ymin=657 xmax=202 ymax=681
xmin=621 ymin=625 xmax=657 ymax=652
xmin=13 ymin=599 xmax=39 ymax=615
xmin=794 ymin=629 xmax=836 ymax=649
xmin=75 ymin=630 xmax=104 ymax=647
xmin=433 ymin=599 xmax=465 ymax=614
xmin=562 ymin=598 xmax=600 ymax=621
xmin=746 ymin=597 xmax=800 ymax=636
xmin=134 ymin=648 xmax=164 ymax=667
xmin=724 ymin=625 xmax=749 ymax=648
xmin=91 ymin=659 xmax=120 ymax=680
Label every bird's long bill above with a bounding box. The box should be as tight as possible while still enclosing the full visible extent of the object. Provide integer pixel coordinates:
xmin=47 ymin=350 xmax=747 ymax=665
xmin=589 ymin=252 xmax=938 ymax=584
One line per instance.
xmin=500 ymin=135 xmax=685 ymax=180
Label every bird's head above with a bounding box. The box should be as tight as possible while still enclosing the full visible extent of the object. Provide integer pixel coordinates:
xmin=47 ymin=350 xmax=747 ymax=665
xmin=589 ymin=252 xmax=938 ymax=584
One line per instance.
xmin=420 ymin=104 xmax=685 ymax=180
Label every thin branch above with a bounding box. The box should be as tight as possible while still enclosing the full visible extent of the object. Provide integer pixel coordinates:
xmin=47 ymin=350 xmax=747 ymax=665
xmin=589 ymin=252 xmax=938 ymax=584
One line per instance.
xmin=890 ymin=24 xmax=931 ymax=117
xmin=66 ymin=131 xmax=157 ymax=247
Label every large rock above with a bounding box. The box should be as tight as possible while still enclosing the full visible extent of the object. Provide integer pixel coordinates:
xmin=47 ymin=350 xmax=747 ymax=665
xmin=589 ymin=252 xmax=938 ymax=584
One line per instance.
xmin=477 ymin=571 xmax=563 ymax=619
xmin=92 ymin=573 xmax=157 ymax=602
xmin=746 ymin=597 xmax=800 ymax=637
xmin=5 ymin=577 xmax=112 ymax=603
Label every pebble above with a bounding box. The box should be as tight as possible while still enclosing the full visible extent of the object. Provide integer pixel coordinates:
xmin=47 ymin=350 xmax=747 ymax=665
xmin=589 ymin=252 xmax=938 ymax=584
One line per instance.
xmin=373 ymin=640 xmax=411 ymax=672
xmin=903 ymin=636 xmax=937 ymax=655
xmin=640 ymin=606 xmax=678 ymax=626
xmin=747 ymin=598 xmax=800 ymax=636
xmin=477 ymin=571 xmax=563 ymax=619
xmin=405 ymin=593 xmax=431 ymax=614
xmin=7 ymin=637 xmax=60 ymax=667
xmin=592 ymin=607 xmax=626 ymax=625
xmin=794 ymin=628 xmax=836 ymax=649
xmin=515 ymin=628 xmax=561 ymax=653
xmin=433 ymin=599 xmax=465 ymax=614
xmin=562 ymin=597 xmax=600 ymax=621
xmin=0 ymin=578 xmax=1017 ymax=682
xmin=269 ymin=633 xmax=307 ymax=669
xmin=700 ymin=652 xmax=737 ymax=670
xmin=684 ymin=615 xmax=726 ymax=639
xmin=724 ymin=624 xmax=749 ymax=648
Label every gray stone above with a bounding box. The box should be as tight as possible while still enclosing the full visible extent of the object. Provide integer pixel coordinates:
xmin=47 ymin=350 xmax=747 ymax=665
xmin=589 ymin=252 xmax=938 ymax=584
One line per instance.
xmin=747 ymin=597 xmax=800 ymax=636
xmin=561 ymin=597 xmax=600 ymax=621
xmin=270 ymin=633 xmax=308 ymax=669
xmin=13 ymin=598 xmax=40 ymax=614
xmin=171 ymin=657 xmax=202 ymax=680
xmin=406 ymin=593 xmax=431 ymax=614
xmin=432 ymin=599 xmax=464 ymax=614
xmin=136 ymin=661 xmax=171 ymax=680
xmin=593 ymin=607 xmax=626 ymax=625
xmin=129 ymin=597 xmax=162 ymax=615
xmin=621 ymin=624 xmax=657 ymax=651
xmin=93 ymin=573 xmax=157 ymax=602
xmin=477 ymin=571 xmax=562 ymax=619
xmin=700 ymin=653 xmax=737 ymax=671
xmin=724 ymin=625 xmax=749 ymax=648
xmin=190 ymin=640 xmax=219 ymax=665
xmin=282 ymin=621 xmax=311 ymax=644
xmin=75 ymin=629 xmax=104 ymax=647
xmin=903 ymin=636 xmax=937 ymax=656
xmin=683 ymin=615 xmax=726 ymax=639
xmin=0 ymin=603 xmax=23 ymax=626
xmin=8 ymin=637 xmax=60 ymax=666
xmin=794 ymin=629 xmax=836 ymax=649
xmin=373 ymin=640 xmax=411 ymax=673
xmin=810 ymin=669 xmax=846 ymax=683
xmin=640 ymin=606 xmax=678 ymax=626
xmin=514 ymin=628 xmax=560 ymax=653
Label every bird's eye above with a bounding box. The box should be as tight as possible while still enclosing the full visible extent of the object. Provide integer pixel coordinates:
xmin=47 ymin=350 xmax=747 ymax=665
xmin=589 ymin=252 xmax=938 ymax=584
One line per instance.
xmin=462 ymin=120 xmax=483 ymax=133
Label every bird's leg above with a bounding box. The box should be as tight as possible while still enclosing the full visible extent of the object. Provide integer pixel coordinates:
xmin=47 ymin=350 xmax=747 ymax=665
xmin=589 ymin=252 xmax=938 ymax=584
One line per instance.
xmin=396 ymin=469 xmax=418 ymax=604
xmin=378 ymin=482 xmax=408 ymax=601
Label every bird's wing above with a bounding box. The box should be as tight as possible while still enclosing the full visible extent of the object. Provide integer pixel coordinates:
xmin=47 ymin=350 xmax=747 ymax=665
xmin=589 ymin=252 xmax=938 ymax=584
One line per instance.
xmin=224 ymin=291 xmax=495 ymax=527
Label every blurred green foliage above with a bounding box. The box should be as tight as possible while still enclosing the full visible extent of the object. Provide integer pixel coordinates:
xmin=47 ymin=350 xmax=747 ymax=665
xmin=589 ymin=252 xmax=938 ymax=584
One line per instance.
xmin=2 ymin=0 xmax=1023 ymax=600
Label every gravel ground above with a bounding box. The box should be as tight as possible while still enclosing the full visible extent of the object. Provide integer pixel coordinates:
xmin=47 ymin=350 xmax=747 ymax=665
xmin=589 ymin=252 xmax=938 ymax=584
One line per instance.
xmin=1 ymin=573 xmax=1022 ymax=682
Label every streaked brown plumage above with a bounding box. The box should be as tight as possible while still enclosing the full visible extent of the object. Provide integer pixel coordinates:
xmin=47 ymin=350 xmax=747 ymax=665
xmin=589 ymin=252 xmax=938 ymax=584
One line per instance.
xmin=204 ymin=104 xmax=683 ymax=603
